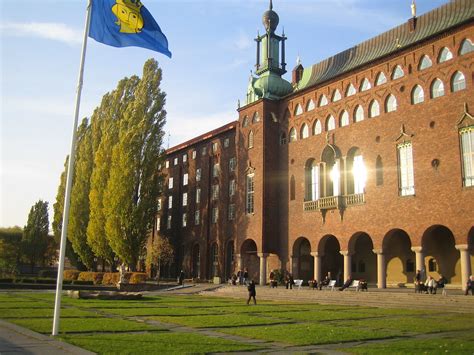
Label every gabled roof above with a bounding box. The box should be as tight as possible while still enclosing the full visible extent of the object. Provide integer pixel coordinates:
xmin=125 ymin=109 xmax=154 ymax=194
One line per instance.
xmin=296 ymin=0 xmax=474 ymax=92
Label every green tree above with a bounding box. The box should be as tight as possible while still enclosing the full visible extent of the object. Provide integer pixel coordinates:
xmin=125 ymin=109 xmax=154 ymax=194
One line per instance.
xmin=22 ymin=200 xmax=50 ymax=272
xmin=0 ymin=227 xmax=22 ymax=276
xmin=104 ymin=59 xmax=166 ymax=269
xmin=146 ymin=235 xmax=174 ymax=281
xmin=68 ymin=118 xmax=95 ymax=269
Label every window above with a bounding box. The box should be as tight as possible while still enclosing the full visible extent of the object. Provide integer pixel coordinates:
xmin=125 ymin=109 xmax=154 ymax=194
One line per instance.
xmin=195 ymin=187 xmax=201 ymax=204
xmin=332 ymin=89 xmax=341 ymax=102
xmin=212 ymin=142 xmax=218 ymax=153
xmin=460 ymin=126 xmax=474 ymax=187
xmin=248 ymin=131 xmax=254 ymax=148
xmin=229 ymin=157 xmax=236 ymax=172
xmin=300 ymin=123 xmax=309 ymax=139
xmin=431 ymin=78 xmax=445 ymax=98
xmin=305 ymin=161 xmax=319 ymax=201
xmin=196 ymin=168 xmax=201 ymax=182
xmin=192 ymin=150 xmax=196 ymax=159
xmin=459 ymin=38 xmax=474 ymax=55
xmin=174 ymin=157 xmax=178 ymax=166
xmin=376 ymin=155 xmax=383 ymax=186
xmin=306 ymin=99 xmax=315 ymax=111
xmin=183 ymin=173 xmax=188 ymax=186
xmin=313 ymin=120 xmax=322 ymax=135
xmin=182 ymin=154 xmax=187 ymax=163
xmin=375 ymin=72 xmax=387 ymax=86
xmin=352 ymin=154 xmax=366 ymax=194
xmin=354 ymin=105 xmax=364 ymax=122
xmin=398 ymin=142 xmax=415 ymax=196
xmin=246 ymin=173 xmax=255 ymax=214
xmin=224 ymin=138 xmax=230 ymax=148
xmin=168 ymin=196 xmax=173 ymax=209
xmin=229 ymin=179 xmax=236 ymax=196
xmin=418 ymin=55 xmax=432 ymax=70
xmin=252 ymin=112 xmax=260 ymax=123
xmin=289 ymin=127 xmax=297 ymax=142
xmin=290 ymin=175 xmax=296 ymax=200
xmin=369 ymin=100 xmax=380 ymax=118
xmin=157 ymin=199 xmax=162 ymax=211
xmin=202 ymin=146 xmax=207 ymax=156
xmin=318 ymin=94 xmax=328 ymax=107
xmin=242 ymin=116 xmax=249 ymax=127
xmin=391 ymin=65 xmax=404 ymax=80
xmin=182 ymin=213 xmax=187 ymax=227
xmin=212 ymin=163 xmax=219 ymax=178
xmin=360 ymin=78 xmax=371 ymax=91
xmin=211 ymin=184 xmax=219 ymax=200
xmin=330 ymin=160 xmax=341 ymax=196
xmin=168 ymin=177 xmax=174 ymax=189
xmin=438 ymin=47 xmax=453 ymax=63
xmin=411 ymin=85 xmax=424 ymax=104
xmin=294 ymin=104 xmax=303 ymax=116
xmin=428 ymin=258 xmax=437 ymax=272
xmin=346 ymin=83 xmax=356 ymax=97
xmin=167 ymin=216 xmax=172 ymax=229
xmin=385 ymin=94 xmax=397 ymax=113
xmin=340 ymin=111 xmax=349 ymax=127
xmin=211 ymin=207 xmax=218 ymax=223
xmin=326 ymin=115 xmax=336 ymax=131
xmin=165 ymin=160 xmax=169 ymax=168
xmin=182 ymin=192 xmax=188 ymax=206
xmin=228 ymin=204 xmax=235 ymax=221
xmin=406 ymin=259 xmax=415 ymax=273
xmin=280 ymin=132 xmax=287 ymax=145
xmin=194 ymin=210 xmax=200 ymax=225
xmin=156 ymin=217 xmax=160 ymax=231
xmin=451 ymin=71 xmax=466 ymax=92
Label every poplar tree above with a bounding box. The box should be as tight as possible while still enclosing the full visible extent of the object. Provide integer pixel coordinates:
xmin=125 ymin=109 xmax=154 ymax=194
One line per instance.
xmin=104 ymin=59 xmax=166 ymax=269
xmin=22 ymin=200 xmax=49 ymax=272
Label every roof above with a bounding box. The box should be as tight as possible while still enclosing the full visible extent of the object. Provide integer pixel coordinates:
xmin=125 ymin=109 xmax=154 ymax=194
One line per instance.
xmin=296 ymin=0 xmax=474 ymax=92
xmin=166 ymin=121 xmax=237 ymax=155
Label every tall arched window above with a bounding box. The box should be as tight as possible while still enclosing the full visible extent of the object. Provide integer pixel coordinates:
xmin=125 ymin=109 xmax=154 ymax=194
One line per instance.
xmin=375 ymin=72 xmax=387 ymax=86
xmin=294 ymin=104 xmax=303 ymax=116
xmin=326 ymin=115 xmax=336 ymax=131
xmin=460 ymin=126 xmax=474 ymax=187
xmin=431 ymin=78 xmax=445 ymax=98
xmin=252 ymin=112 xmax=260 ymax=123
xmin=290 ymin=175 xmax=296 ymax=200
xmin=322 ymin=146 xmax=340 ymax=197
xmin=397 ymin=142 xmax=415 ymax=196
xmin=451 ymin=71 xmax=466 ymax=92
xmin=418 ymin=55 xmax=432 ymax=70
xmin=313 ymin=120 xmax=322 ymax=135
xmin=242 ymin=116 xmax=249 ymax=127
xmin=319 ymin=94 xmax=328 ymax=107
xmin=411 ymin=85 xmax=424 ymax=105
xmin=347 ymin=148 xmax=366 ymax=195
xmin=354 ymin=105 xmax=364 ymax=122
xmin=459 ymin=38 xmax=474 ymax=55
xmin=369 ymin=100 xmax=380 ymax=118
xmin=360 ymin=78 xmax=371 ymax=92
xmin=438 ymin=47 xmax=453 ymax=63
xmin=305 ymin=160 xmax=319 ymax=201
xmin=346 ymin=83 xmax=356 ymax=97
xmin=332 ymin=89 xmax=341 ymax=102
xmin=385 ymin=94 xmax=397 ymax=113
xmin=306 ymin=99 xmax=315 ymax=111
xmin=376 ymin=155 xmax=384 ymax=186
xmin=246 ymin=173 xmax=255 ymax=213
xmin=340 ymin=110 xmax=349 ymax=127
xmin=392 ymin=65 xmax=404 ymax=80
xmin=289 ymin=127 xmax=297 ymax=142
xmin=300 ymin=123 xmax=309 ymax=139
xmin=248 ymin=130 xmax=254 ymax=149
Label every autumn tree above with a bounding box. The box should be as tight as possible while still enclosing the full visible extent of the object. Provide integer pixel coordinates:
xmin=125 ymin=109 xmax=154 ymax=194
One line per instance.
xmin=146 ymin=235 xmax=174 ymax=281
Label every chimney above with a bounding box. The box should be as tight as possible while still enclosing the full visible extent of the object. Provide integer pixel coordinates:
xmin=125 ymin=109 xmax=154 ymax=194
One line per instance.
xmin=292 ymin=63 xmax=304 ymax=85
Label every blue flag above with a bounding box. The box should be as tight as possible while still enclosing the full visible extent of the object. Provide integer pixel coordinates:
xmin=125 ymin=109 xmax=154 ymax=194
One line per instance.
xmin=89 ymin=0 xmax=172 ymax=57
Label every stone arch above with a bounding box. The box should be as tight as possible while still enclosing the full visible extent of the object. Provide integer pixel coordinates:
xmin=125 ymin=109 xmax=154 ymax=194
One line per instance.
xmin=318 ymin=235 xmax=343 ymax=283
xmin=192 ymin=243 xmax=201 ymax=279
xmin=292 ymin=237 xmax=313 ymax=281
xmin=241 ymin=239 xmax=259 ymax=282
xmin=382 ymin=229 xmax=415 ymax=286
xmin=421 ymin=225 xmax=459 ymax=284
xmin=348 ymin=232 xmax=377 ymax=283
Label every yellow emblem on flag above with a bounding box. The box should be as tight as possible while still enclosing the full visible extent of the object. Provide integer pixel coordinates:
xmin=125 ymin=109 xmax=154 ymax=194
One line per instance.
xmin=111 ymin=0 xmax=144 ymax=33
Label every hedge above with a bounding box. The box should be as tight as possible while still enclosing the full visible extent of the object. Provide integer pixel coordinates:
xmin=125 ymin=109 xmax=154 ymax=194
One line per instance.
xmin=102 ymin=273 xmax=119 ymax=285
xmin=63 ymin=270 xmax=80 ymax=281
xmin=78 ymin=272 xmax=104 ymax=285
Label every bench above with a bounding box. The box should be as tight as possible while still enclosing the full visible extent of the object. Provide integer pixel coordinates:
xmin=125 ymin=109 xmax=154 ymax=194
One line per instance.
xmin=321 ymin=280 xmax=336 ymax=291
xmin=294 ymin=279 xmax=303 ymax=289
xmin=344 ymin=279 xmax=368 ymax=291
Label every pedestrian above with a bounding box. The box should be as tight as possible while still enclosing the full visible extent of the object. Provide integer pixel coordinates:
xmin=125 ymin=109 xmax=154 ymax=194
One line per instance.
xmin=465 ymin=275 xmax=474 ymax=296
xmin=243 ymin=268 xmax=249 ymax=285
xmin=246 ymin=280 xmax=257 ymax=305
xmin=178 ymin=269 xmax=185 ymax=286
xmin=414 ymin=269 xmax=422 ymax=293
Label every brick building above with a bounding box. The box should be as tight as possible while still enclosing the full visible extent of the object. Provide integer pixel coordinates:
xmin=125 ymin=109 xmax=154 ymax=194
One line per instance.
xmin=154 ymin=0 xmax=474 ymax=289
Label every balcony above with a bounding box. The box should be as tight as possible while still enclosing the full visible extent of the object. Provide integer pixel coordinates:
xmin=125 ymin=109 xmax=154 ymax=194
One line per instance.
xmin=303 ymin=193 xmax=365 ymax=212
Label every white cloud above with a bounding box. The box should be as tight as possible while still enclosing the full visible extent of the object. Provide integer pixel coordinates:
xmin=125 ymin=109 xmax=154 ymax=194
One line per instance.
xmin=0 ymin=22 xmax=82 ymax=45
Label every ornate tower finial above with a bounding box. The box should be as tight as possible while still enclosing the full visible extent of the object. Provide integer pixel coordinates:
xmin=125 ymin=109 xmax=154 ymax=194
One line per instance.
xmin=296 ymin=54 xmax=301 ymax=66
xmin=411 ymin=0 xmax=417 ymax=17
xmin=269 ymin=0 xmax=273 ymax=10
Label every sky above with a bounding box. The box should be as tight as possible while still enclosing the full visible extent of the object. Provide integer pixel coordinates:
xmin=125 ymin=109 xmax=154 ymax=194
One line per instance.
xmin=0 ymin=0 xmax=448 ymax=228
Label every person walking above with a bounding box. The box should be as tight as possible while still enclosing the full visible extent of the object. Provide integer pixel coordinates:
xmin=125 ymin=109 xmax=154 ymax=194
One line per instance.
xmin=465 ymin=275 xmax=474 ymax=296
xmin=246 ymin=280 xmax=257 ymax=305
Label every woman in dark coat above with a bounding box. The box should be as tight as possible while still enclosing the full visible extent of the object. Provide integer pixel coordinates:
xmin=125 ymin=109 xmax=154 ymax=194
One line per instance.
xmin=246 ymin=280 xmax=256 ymax=305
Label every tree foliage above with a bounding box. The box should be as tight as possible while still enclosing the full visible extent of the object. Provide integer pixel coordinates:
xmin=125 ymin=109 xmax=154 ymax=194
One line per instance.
xmin=22 ymin=200 xmax=50 ymax=272
xmin=0 ymin=227 xmax=22 ymax=276
xmin=146 ymin=235 xmax=174 ymax=280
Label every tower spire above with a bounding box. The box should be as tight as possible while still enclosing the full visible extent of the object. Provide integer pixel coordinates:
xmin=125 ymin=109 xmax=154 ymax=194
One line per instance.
xmin=269 ymin=0 xmax=273 ymax=10
xmin=411 ymin=0 xmax=417 ymax=17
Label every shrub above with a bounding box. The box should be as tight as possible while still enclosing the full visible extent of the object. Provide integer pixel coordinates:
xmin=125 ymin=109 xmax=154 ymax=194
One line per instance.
xmin=0 ymin=278 xmax=13 ymax=283
xmin=63 ymin=270 xmax=80 ymax=281
xmin=72 ymin=280 xmax=94 ymax=285
xmin=38 ymin=270 xmax=57 ymax=278
xmin=78 ymin=272 xmax=104 ymax=285
xmin=129 ymin=272 xmax=147 ymax=284
xmin=102 ymin=273 xmax=120 ymax=285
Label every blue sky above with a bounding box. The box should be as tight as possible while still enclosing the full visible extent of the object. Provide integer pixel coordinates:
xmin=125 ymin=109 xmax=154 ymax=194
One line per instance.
xmin=0 ymin=0 xmax=448 ymax=228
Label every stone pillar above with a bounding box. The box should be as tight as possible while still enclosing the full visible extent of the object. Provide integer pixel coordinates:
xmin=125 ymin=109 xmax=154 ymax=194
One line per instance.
xmin=340 ymin=250 xmax=352 ymax=282
xmin=373 ymin=249 xmax=386 ymax=289
xmin=310 ymin=252 xmax=322 ymax=282
xmin=235 ymin=253 xmax=242 ymax=271
xmin=258 ymin=253 xmax=268 ymax=286
xmin=455 ymin=244 xmax=471 ymax=291
xmin=411 ymin=247 xmax=424 ymax=277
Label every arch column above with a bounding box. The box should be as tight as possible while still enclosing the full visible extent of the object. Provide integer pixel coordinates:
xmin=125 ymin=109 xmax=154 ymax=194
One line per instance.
xmin=340 ymin=250 xmax=352 ymax=282
xmin=258 ymin=253 xmax=268 ymax=285
xmin=235 ymin=253 xmax=242 ymax=271
xmin=455 ymin=244 xmax=471 ymax=291
xmin=310 ymin=252 xmax=322 ymax=282
xmin=411 ymin=246 xmax=425 ymax=276
xmin=373 ymin=249 xmax=386 ymax=289
xmin=289 ymin=254 xmax=296 ymax=274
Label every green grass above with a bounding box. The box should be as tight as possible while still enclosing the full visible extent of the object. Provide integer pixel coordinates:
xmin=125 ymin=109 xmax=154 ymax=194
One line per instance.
xmin=0 ymin=308 xmax=100 ymax=318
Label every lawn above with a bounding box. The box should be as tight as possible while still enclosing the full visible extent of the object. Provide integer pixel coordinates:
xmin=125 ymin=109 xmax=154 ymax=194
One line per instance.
xmin=1 ymin=291 xmax=473 ymax=354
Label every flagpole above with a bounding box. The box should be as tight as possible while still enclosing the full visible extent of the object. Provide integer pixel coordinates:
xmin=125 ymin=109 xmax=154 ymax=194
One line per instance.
xmin=52 ymin=0 xmax=92 ymax=336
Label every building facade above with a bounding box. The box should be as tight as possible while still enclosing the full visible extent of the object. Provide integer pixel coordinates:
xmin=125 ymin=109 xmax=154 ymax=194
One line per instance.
xmin=154 ymin=0 xmax=474 ymax=289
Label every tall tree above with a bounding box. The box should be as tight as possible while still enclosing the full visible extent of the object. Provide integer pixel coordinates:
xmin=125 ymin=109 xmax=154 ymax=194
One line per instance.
xmin=0 ymin=227 xmax=22 ymax=276
xmin=22 ymin=200 xmax=49 ymax=272
xmin=68 ymin=118 xmax=95 ymax=269
xmin=104 ymin=59 xmax=166 ymax=269
xmin=87 ymin=78 xmax=139 ymax=265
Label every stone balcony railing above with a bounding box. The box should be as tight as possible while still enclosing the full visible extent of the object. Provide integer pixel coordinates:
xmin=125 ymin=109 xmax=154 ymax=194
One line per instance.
xmin=303 ymin=193 xmax=365 ymax=212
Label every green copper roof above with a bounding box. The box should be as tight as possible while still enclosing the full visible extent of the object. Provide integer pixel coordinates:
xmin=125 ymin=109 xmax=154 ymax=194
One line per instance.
xmin=296 ymin=0 xmax=474 ymax=92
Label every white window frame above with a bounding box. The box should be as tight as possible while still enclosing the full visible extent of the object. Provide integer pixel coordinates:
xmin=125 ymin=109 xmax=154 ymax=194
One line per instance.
xmin=196 ymin=168 xmax=201 ymax=182
xmin=212 ymin=163 xmax=220 ymax=178
xmin=192 ymin=150 xmax=197 ymax=159
xmin=246 ymin=173 xmax=255 ymax=214
xmin=228 ymin=204 xmax=235 ymax=221
xmin=460 ymin=126 xmax=474 ymax=187
xmin=168 ymin=177 xmax=174 ymax=189
xmin=183 ymin=173 xmax=188 ymax=186
xmin=412 ymin=85 xmax=424 ymax=105
xmin=196 ymin=187 xmax=201 ymax=204
xmin=211 ymin=207 xmax=218 ymax=224
xmin=229 ymin=157 xmax=236 ymax=172
xmin=211 ymin=184 xmax=219 ymax=200
xmin=194 ymin=210 xmax=200 ymax=225
xmin=167 ymin=216 xmax=172 ymax=229
xmin=174 ymin=157 xmax=178 ymax=166
xmin=168 ymin=196 xmax=173 ymax=209
xmin=182 ymin=213 xmax=187 ymax=227
xmin=398 ymin=142 xmax=415 ymax=196
xmin=229 ymin=179 xmax=236 ymax=197
xmin=182 ymin=192 xmax=188 ymax=206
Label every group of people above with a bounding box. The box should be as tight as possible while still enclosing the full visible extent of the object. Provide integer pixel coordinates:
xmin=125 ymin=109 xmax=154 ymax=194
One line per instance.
xmin=414 ymin=270 xmax=447 ymax=294
xmin=229 ymin=268 xmax=250 ymax=286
